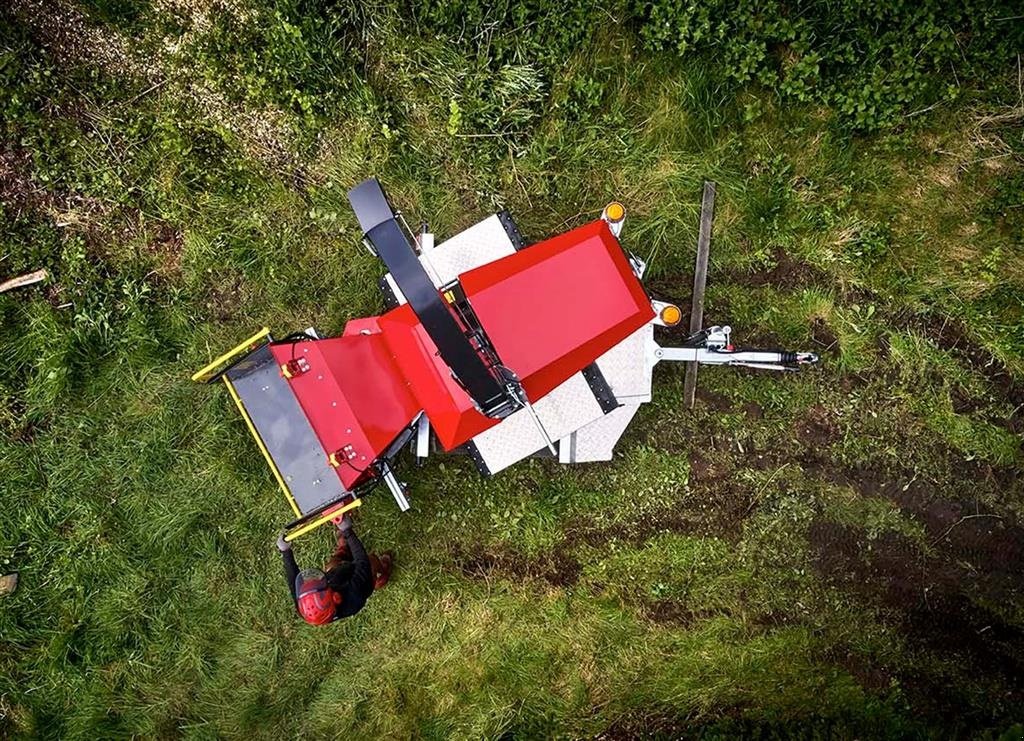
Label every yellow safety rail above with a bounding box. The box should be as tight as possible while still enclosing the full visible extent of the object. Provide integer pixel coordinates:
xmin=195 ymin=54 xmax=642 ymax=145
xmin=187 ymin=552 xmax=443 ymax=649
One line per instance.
xmin=191 ymin=327 xmax=271 ymax=383
xmin=284 ymin=498 xmax=362 ymax=542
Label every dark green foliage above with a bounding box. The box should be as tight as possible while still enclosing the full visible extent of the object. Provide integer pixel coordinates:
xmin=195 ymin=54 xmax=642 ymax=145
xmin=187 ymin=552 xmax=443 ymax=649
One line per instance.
xmin=636 ymin=0 xmax=1024 ymax=129
xmin=185 ymin=0 xmax=363 ymax=119
xmin=406 ymin=0 xmax=1024 ymax=130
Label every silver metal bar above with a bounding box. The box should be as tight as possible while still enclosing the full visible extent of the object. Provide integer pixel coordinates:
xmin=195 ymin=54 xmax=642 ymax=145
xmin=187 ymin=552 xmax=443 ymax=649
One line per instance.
xmin=396 ymin=210 xmax=418 ymax=244
xmin=415 ymin=412 xmax=430 ymax=461
xmin=726 ymin=362 xmax=792 ymax=372
xmin=654 ymin=346 xmax=699 ymax=363
xmin=654 ymin=346 xmax=812 ymax=368
xmin=658 ymin=347 xmax=785 ymax=365
xmin=522 ymin=397 xmax=557 ymax=455
xmin=381 ymin=462 xmax=410 ymax=511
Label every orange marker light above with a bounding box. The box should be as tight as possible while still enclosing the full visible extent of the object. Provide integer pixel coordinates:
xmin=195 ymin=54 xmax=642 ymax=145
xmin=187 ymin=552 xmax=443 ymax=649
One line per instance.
xmin=660 ymin=304 xmax=682 ymax=326
xmin=605 ymin=201 xmax=625 ymax=223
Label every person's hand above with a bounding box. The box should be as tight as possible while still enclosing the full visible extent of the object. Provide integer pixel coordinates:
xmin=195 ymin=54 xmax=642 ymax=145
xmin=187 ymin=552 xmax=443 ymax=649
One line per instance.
xmin=337 ymin=514 xmax=353 ymax=534
xmin=276 ymin=530 xmax=291 ymax=552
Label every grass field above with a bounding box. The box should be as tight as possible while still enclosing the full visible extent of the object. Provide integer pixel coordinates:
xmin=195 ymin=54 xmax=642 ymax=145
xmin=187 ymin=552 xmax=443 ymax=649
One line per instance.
xmin=1 ymin=1 xmax=1023 ymax=737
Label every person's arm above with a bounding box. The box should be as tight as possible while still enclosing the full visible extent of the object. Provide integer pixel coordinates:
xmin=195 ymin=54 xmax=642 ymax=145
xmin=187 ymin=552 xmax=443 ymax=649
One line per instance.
xmin=339 ymin=518 xmax=373 ymax=595
xmin=278 ymin=531 xmax=299 ymax=603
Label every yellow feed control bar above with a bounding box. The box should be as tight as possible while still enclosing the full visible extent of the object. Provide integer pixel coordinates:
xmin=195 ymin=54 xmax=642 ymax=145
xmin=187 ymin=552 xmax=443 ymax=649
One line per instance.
xmin=223 ymin=376 xmax=302 ymax=518
xmin=284 ymin=498 xmax=362 ymax=542
xmin=191 ymin=327 xmax=271 ymax=383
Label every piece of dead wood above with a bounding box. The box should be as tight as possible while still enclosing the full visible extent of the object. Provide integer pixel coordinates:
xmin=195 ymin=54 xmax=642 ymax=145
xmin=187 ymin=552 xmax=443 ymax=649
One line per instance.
xmin=0 ymin=269 xmax=47 ymax=294
xmin=0 ymin=573 xmax=18 ymax=596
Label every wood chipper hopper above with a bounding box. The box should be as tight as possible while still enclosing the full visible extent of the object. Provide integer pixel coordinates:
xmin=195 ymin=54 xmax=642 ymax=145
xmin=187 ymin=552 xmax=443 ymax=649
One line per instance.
xmin=192 ymin=178 xmax=818 ymax=541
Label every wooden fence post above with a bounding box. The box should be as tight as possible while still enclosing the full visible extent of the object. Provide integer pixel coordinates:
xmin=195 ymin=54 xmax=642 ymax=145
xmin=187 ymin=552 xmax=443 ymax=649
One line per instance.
xmin=683 ymin=181 xmax=716 ymax=409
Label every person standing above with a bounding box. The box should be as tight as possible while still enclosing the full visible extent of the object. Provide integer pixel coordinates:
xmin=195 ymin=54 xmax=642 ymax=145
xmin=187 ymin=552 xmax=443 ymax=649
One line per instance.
xmin=277 ymin=515 xmax=393 ymax=625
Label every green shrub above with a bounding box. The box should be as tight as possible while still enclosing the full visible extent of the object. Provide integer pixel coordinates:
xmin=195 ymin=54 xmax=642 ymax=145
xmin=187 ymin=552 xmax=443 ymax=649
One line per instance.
xmin=635 ymin=0 xmax=1024 ymax=129
xmin=168 ymin=0 xmax=363 ymax=124
xmin=403 ymin=0 xmax=1024 ymax=131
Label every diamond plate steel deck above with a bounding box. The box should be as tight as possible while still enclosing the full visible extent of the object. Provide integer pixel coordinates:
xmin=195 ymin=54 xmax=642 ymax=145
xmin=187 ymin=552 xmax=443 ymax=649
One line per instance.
xmin=560 ymin=325 xmax=655 ymax=461
xmin=423 ymin=214 xmax=518 ymax=284
xmin=595 ymin=324 xmax=653 ymax=403
xmin=558 ymin=404 xmax=640 ymax=463
xmin=470 ymin=372 xmax=605 ymax=474
xmin=385 ymin=214 xmax=519 ymax=301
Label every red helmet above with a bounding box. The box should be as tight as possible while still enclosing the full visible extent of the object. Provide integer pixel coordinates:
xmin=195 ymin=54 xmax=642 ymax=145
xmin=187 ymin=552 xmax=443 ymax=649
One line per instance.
xmin=295 ymin=569 xmax=341 ymax=625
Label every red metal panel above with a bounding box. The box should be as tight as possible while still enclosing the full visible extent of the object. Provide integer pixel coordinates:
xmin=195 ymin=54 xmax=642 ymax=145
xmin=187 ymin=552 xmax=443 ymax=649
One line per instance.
xmin=270 ymin=333 xmax=420 ymax=488
xmin=377 ymin=304 xmax=497 ymax=450
xmin=342 ymin=316 xmax=383 ymax=336
xmin=458 ymin=219 xmax=654 ymax=399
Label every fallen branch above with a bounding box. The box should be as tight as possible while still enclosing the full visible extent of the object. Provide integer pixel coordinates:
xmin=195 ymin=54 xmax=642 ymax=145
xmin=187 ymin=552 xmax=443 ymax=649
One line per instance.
xmin=0 ymin=269 xmax=47 ymax=294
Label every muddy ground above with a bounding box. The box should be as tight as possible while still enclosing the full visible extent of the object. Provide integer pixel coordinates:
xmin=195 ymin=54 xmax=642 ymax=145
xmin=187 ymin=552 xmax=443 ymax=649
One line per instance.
xmin=449 ymin=382 xmax=1023 ymax=731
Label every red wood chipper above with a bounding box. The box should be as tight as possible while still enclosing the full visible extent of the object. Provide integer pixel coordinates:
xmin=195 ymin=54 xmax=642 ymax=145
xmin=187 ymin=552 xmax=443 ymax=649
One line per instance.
xmin=192 ymin=179 xmax=818 ymax=541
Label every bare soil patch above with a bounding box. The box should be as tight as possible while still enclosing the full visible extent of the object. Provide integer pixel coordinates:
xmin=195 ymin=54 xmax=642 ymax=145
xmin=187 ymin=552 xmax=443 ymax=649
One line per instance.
xmin=8 ymin=0 xmax=156 ymax=79
xmin=452 ymin=542 xmax=581 ymax=588
xmin=597 ymin=709 xmax=810 ymax=740
xmin=807 ymin=520 xmax=1024 ymax=717
xmin=724 ymin=249 xmax=826 ymax=291
xmin=642 ymin=601 xmax=731 ymax=627
xmin=1 ymin=142 xmax=179 ymax=279
xmin=452 ymin=474 xmax=758 ymax=594
xmin=145 ymin=222 xmax=184 ymax=279
xmin=596 ymin=710 xmax=695 ymax=740
xmin=563 ymin=482 xmax=752 ymax=550
xmin=896 ymin=312 xmax=1024 ymax=427
xmin=950 ymin=385 xmax=985 ymax=415
xmin=803 ymin=452 xmax=1024 ymax=724
xmin=741 ymin=401 xmax=764 ymax=420
xmin=204 ymin=273 xmax=246 ymax=321
xmin=687 ymin=449 xmax=716 ymax=484
xmin=0 ymin=144 xmax=51 ymax=218
xmin=695 ymin=387 xmax=732 ymax=411
xmin=794 ymin=404 xmax=839 ymax=447
xmin=643 ymin=600 xmax=698 ymax=626
xmin=8 ymin=0 xmax=298 ymax=172
xmin=810 ymin=318 xmax=838 ymax=353
xmin=823 ymin=464 xmax=1024 ymax=604
xmin=827 ymin=648 xmax=892 ymax=692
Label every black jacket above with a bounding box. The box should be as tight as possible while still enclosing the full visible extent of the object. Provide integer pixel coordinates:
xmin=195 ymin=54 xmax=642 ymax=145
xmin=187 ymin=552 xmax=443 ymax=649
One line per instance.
xmin=281 ymin=529 xmax=374 ymax=621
